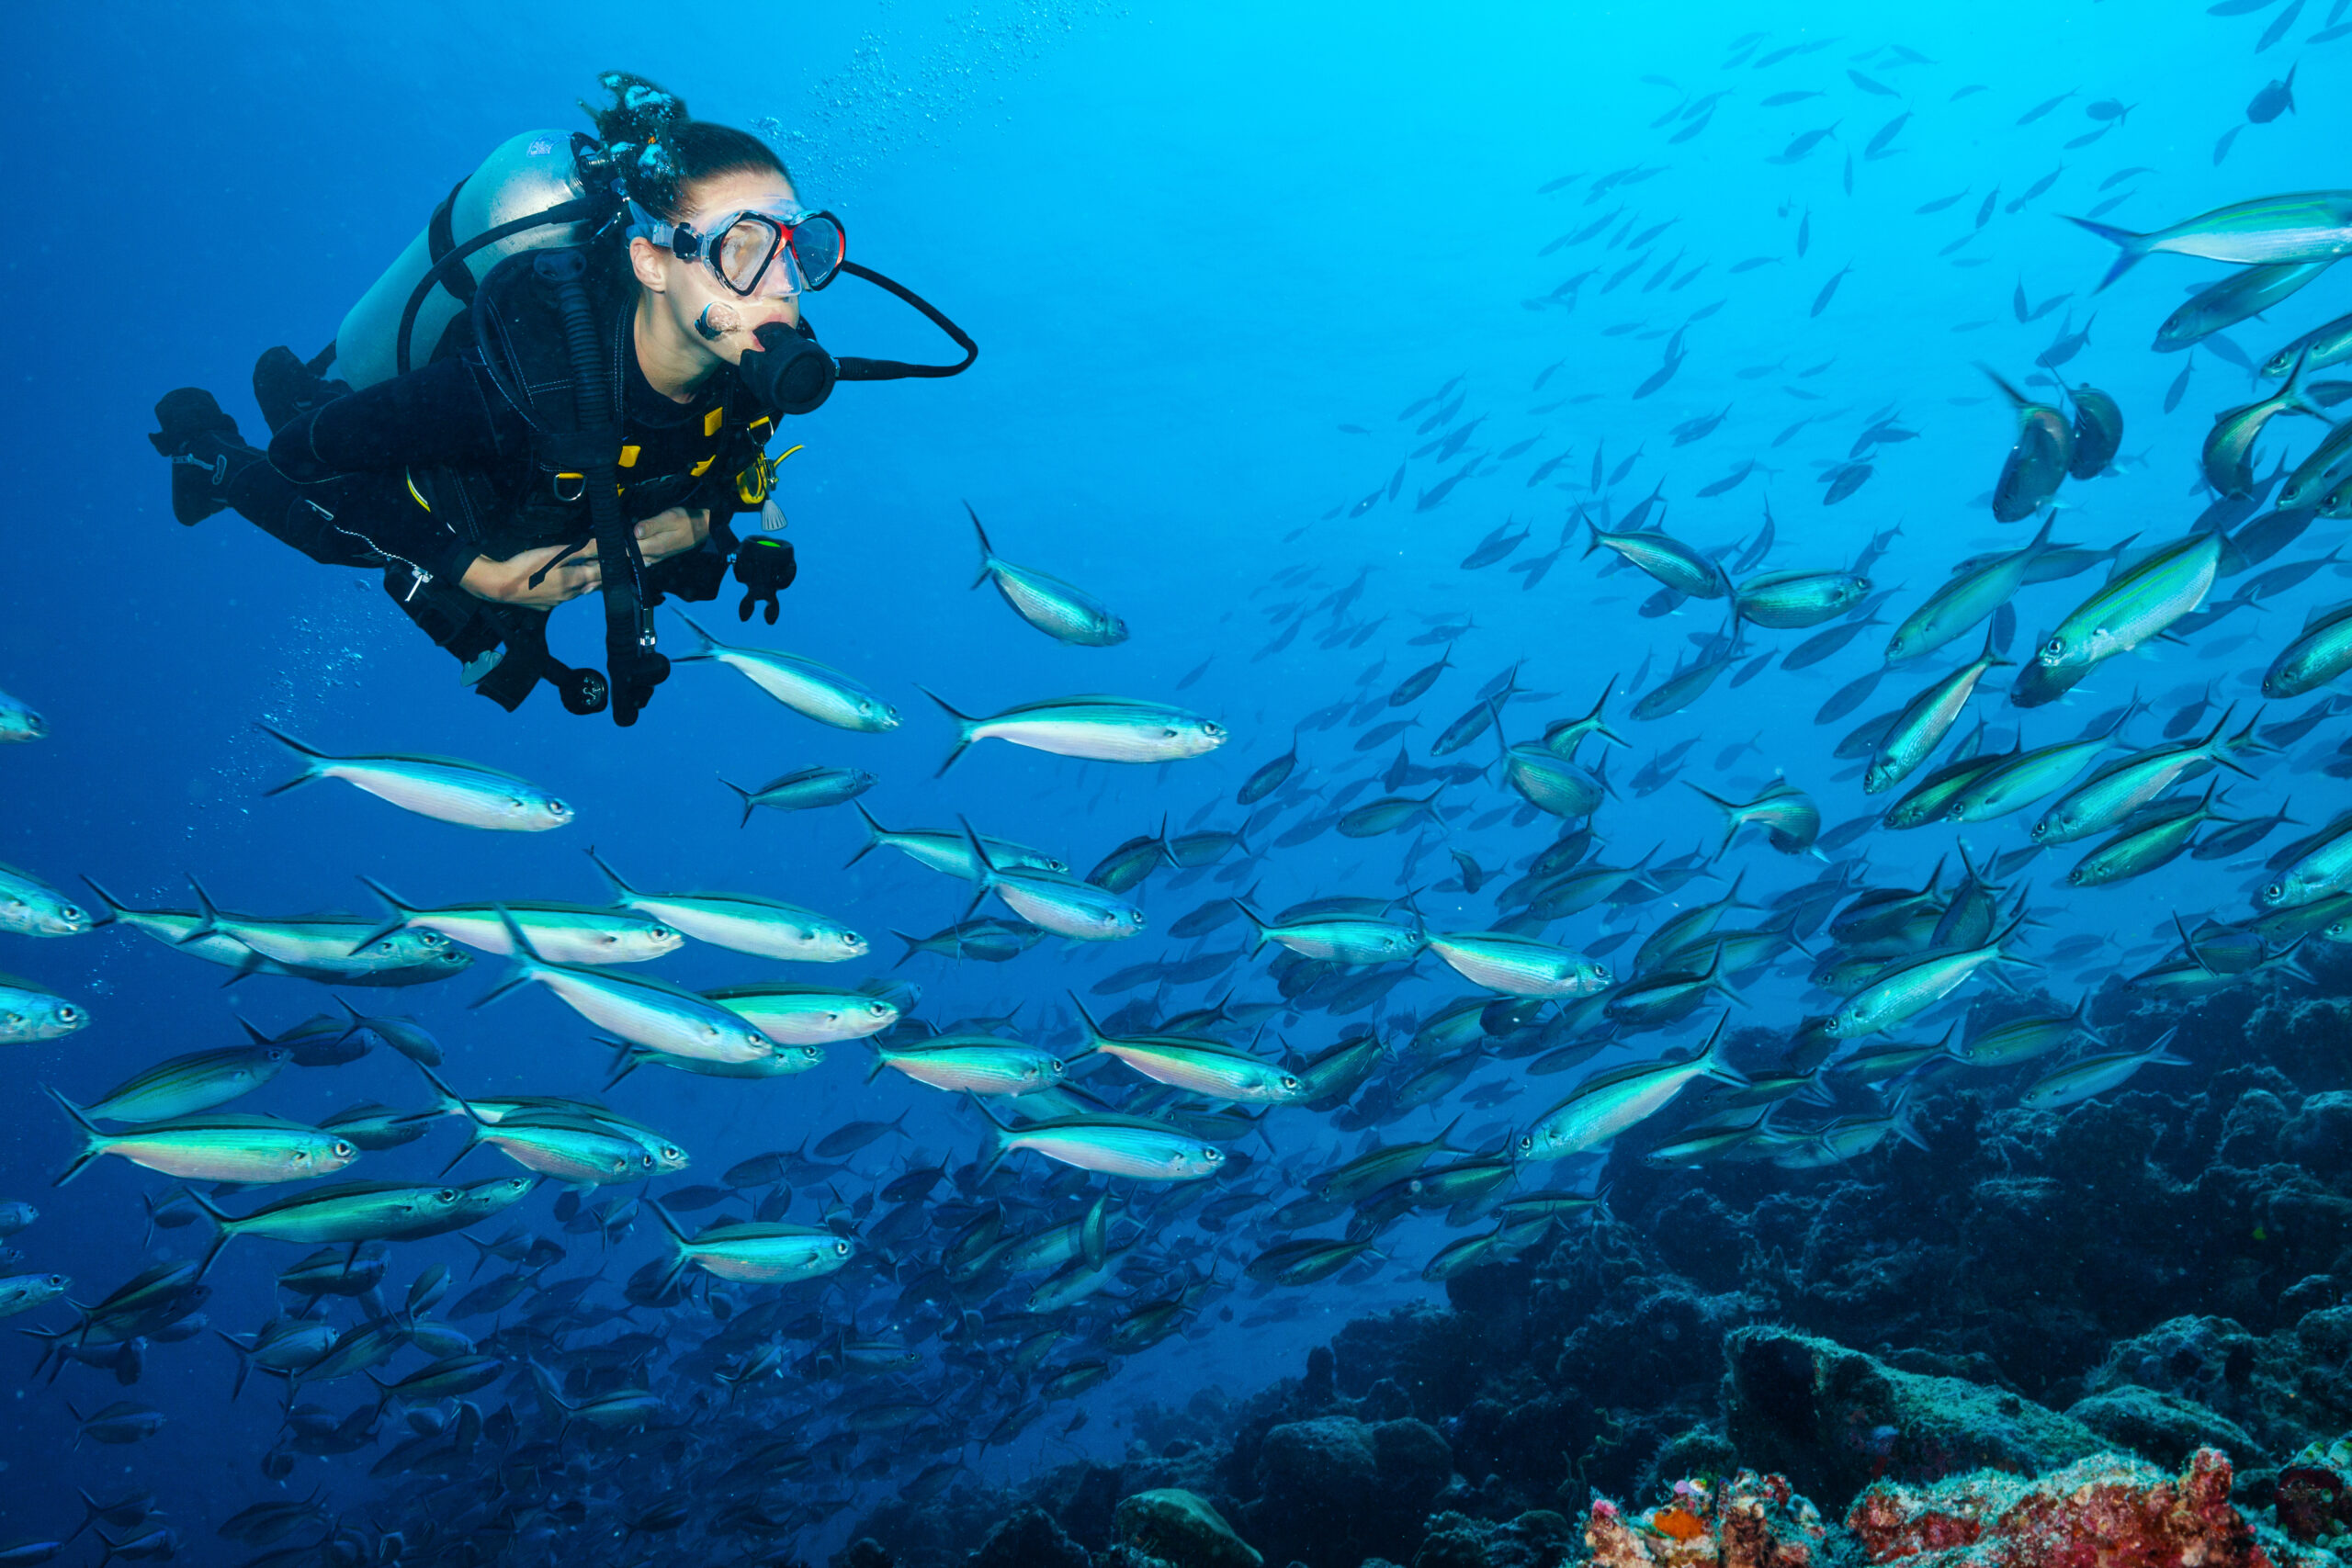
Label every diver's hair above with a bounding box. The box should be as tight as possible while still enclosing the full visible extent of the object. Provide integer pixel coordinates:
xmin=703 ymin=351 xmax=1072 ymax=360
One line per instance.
xmin=583 ymin=71 xmax=792 ymax=220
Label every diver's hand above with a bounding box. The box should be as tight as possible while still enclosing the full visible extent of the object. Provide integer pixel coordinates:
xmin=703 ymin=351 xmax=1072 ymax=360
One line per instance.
xmin=634 ymin=507 xmax=710 ymax=566
xmin=461 ymin=543 xmax=601 ymax=608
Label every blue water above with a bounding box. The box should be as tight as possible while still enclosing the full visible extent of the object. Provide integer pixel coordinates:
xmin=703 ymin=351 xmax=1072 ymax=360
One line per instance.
xmin=6 ymin=0 xmax=2348 ymax=1557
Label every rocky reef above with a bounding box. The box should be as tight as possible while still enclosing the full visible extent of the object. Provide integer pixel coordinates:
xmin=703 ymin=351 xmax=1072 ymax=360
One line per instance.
xmin=834 ymin=983 xmax=2352 ymax=1568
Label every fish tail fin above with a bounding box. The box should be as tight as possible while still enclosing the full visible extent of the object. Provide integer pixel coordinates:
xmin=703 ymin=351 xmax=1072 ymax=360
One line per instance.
xmin=889 ymin=930 xmax=924 ymax=969
xmin=253 ymin=720 xmax=330 ymax=795
xmin=600 ymin=1037 xmax=641 ymax=1090
xmin=44 ymin=1086 xmax=103 ymax=1187
xmin=350 ymin=874 xmax=416 ymax=954
xmin=1231 ymin=887 xmax=1272 ymax=952
xmin=844 ymin=804 xmax=888 ymax=867
xmin=213 ymin=1329 xmax=254 ymax=1400
xmin=76 ymin=875 xmax=130 ymax=921
xmin=923 ymin=689 xmax=978 ymax=776
xmin=965 ymin=502 xmax=996 ymax=588
xmin=2143 ymin=1025 xmax=2190 ymax=1067
xmin=469 ymin=907 xmax=546 ymax=1009
xmin=717 ymin=775 xmax=756 ymax=828
xmin=584 ymin=844 xmax=635 ymax=897
xmin=669 ymin=610 xmax=719 ymax=662
xmin=1702 ymin=944 xmax=1747 ymax=1006
xmin=970 ymin=1092 xmax=1016 ymax=1179
xmin=955 ymin=818 xmax=1001 ymax=920
xmin=2064 ymin=215 xmax=2151 ymax=291
xmin=1699 ymin=1011 xmax=1749 ymax=1087
xmin=180 ymin=1186 xmax=236 ymax=1279
xmin=1066 ymin=991 xmax=1109 ymax=1053
xmin=179 ymin=873 xmax=229 ymax=945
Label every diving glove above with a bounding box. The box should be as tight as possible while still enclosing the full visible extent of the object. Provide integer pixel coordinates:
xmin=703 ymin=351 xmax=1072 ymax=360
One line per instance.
xmin=150 ymin=389 xmax=265 ymax=525
xmin=734 ymin=536 xmax=798 ymax=625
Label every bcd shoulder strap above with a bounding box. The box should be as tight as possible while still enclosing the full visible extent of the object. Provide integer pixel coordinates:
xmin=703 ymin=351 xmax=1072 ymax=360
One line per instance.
xmin=528 ymin=249 xmax=668 ymax=726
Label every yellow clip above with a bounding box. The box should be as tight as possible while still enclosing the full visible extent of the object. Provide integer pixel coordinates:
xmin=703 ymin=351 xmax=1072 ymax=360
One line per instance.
xmin=703 ymin=407 xmax=724 ymax=437
xmin=691 ymin=455 xmax=716 ymax=477
xmin=735 ymin=443 xmax=806 ymax=504
xmin=617 ymin=445 xmax=640 ymax=469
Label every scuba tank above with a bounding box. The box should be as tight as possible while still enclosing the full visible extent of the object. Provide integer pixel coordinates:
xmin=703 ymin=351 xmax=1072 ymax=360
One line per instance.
xmin=334 ymin=130 xmax=616 ymax=389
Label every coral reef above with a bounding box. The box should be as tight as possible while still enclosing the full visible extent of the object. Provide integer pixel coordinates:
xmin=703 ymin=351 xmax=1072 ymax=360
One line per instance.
xmin=1845 ymin=1448 xmax=2286 ymax=1567
xmin=840 ymin=979 xmax=2352 ymax=1568
xmin=1583 ymin=1470 xmax=1828 ymax=1567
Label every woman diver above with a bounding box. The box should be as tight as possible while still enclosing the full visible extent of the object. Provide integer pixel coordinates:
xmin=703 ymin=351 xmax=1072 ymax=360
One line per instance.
xmin=149 ymin=73 xmax=972 ymax=725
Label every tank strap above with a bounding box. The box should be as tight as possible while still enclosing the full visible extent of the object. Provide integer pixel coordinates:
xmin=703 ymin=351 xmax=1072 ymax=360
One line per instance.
xmin=424 ymin=180 xmax=480 ymax=306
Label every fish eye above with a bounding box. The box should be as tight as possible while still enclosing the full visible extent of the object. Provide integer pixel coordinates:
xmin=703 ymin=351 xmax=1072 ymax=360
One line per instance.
xmin=45 ymin=1274 xmax=64 ymax=1288
xmin=56 ymin=1006 xmax=79 ymax=1023
xmin=436 ymin=1188 xmax=461 ymax=1201
xmin=547 ymin=800 xmax=571 ymax=816
xmin=834 ymin=1240 xmax=852 ymax=1257
xmin=332 ymin=1140 xmax=356 ymax=1159
xmin=2043 ymin=637 xmax=2064 ymax=657
xmin=2265 ymin=883 xmax=2283 ymax=901
xmin=1204 ymin=1147 xmax=1223 ymax=1161
xmin=60 ymin=905 xmax=82 ymax=921
xmin=1280 ymin=1075 xmax=1302 ymax=1092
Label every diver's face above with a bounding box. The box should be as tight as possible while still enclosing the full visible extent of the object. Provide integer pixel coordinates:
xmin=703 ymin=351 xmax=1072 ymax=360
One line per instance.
xmin=632 ymin=168 xmax=805 ymax=365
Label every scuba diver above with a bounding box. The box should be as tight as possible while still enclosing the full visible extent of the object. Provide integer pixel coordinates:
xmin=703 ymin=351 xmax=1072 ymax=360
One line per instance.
xmin=150 ymin=73 xmax=972 ymax=725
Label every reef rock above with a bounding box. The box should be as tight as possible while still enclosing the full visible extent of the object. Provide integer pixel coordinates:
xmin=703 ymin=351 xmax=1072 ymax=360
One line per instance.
xmin=1112 ymin=1488 xmax=1262 ymax=1568
xmin=965 ymin=1505 xmax=1091 ymax=1568
xmin=1845 ymin=1447 xmax=2278 ymax=1567
xmin=1583 ymin=1469 xmax=1828 ymax=1567
xmin=1247 ymin=1414 xmax=1455 ymax=1568
xmin=1724 ymin=1325 xmax=2107 ymax=1510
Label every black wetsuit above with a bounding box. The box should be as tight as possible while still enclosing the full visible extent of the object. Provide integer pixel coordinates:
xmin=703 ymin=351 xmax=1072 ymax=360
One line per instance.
xmin=214 ymin=253 xmax=783 ymax=709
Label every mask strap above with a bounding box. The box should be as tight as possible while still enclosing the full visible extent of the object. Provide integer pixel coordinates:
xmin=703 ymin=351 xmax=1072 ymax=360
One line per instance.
xmin=830 ymin=261 xmax=979 ymax=380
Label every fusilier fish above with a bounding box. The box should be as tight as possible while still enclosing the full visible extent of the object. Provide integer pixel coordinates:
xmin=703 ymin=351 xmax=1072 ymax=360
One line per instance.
xmin=589 ymin=850 xmax=864 ymax=962
xmin=960 ymin=823 xmax=1146 ymax=942
xmin=718 ymin=766 xmax=876 ymax=822
xmin=50 ymin=1092 xmax=358 ymax=1187
xmin=1735 ymin=568 xmax=1871 ymax=628
xmin=254 ymin=724 xmax=571 ymax=830
xmin=1886 ymin=518 xmax=2054 ymax=662
xmin=848 ymin=806 xmax=1066 ymax=878
xmin=2072 ymin=192 xmax=2352 ymax=288
xmin=701 ymin=982 xmax=899 ymax=1045
xmin=1985 ymin=370 xmax=2074 ymax=522
xmin=1689 ymin=778 xmax=1819 ymax=852
xmin=2036 ymin=527 xmax=2222 ymax=671
xmin=0 ymin=975 xmax=86 ymax=1043
xmin=356 ymin=877 xmax=681 ymax=964
xmin=967 ymin=503 xmax=1128 ymax=646
xmin=650 ymin=1201 xmax=854 ymax=1285
xmin=2262 ymin=598 xmax=2352 ymax=697
xmin=1584 ymin=520 xmax=1726 ymax=598
xmin=870 ymin=1035 xmax=1065 ymax=1095
xmin=1826 ymin=915 xmax=2027 ymax=1038
xmin=1072 ymin=999 xmax=1306 ymax=1104
xmin=1428 ymin=931 xmax=1609 ymax=997
xmin=472 ymin=912 xmax=775 ymax=1064
xmin=82 ymin=1044 xmax=290 ymax=1123
xmin=0 ymin=688 xmax=42 ymax=741
xmin=979 ymin=1104 xmax=1225 ymax=1182
xmin=2032 ymin=710 xmax=2257 ymax=844
xmin=672 ymin=612 xmax=899 ymax=731
xmin=1236 ymin=900 xmax=1423 ymax=964
xmin=1867 ymin=626 xmax=2007 ymax=794
xmin=2263 ymin=811 xmax=2352 ymax=908
xmin=0 ymin=864 xmax=92 ymax=937
xmin=1520 ymin=1014 xmax=1745 ymax=1158
xmin=926 ymin=693 xmax=1226 ymax=773
xmin=2018 ymin=1030 xmax=2188 ymax=1107
xmin=0 ymin=1272 xmax=70 ymax=1319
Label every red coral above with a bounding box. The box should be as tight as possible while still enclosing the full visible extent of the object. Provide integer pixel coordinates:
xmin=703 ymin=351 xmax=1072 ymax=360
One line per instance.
xmin=1845 ymin=1448 xmax=2275 ymax=1567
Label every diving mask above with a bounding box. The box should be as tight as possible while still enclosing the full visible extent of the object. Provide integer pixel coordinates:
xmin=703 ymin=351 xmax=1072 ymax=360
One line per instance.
xmin=628 ymin=198 xmax=845 ymax=299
